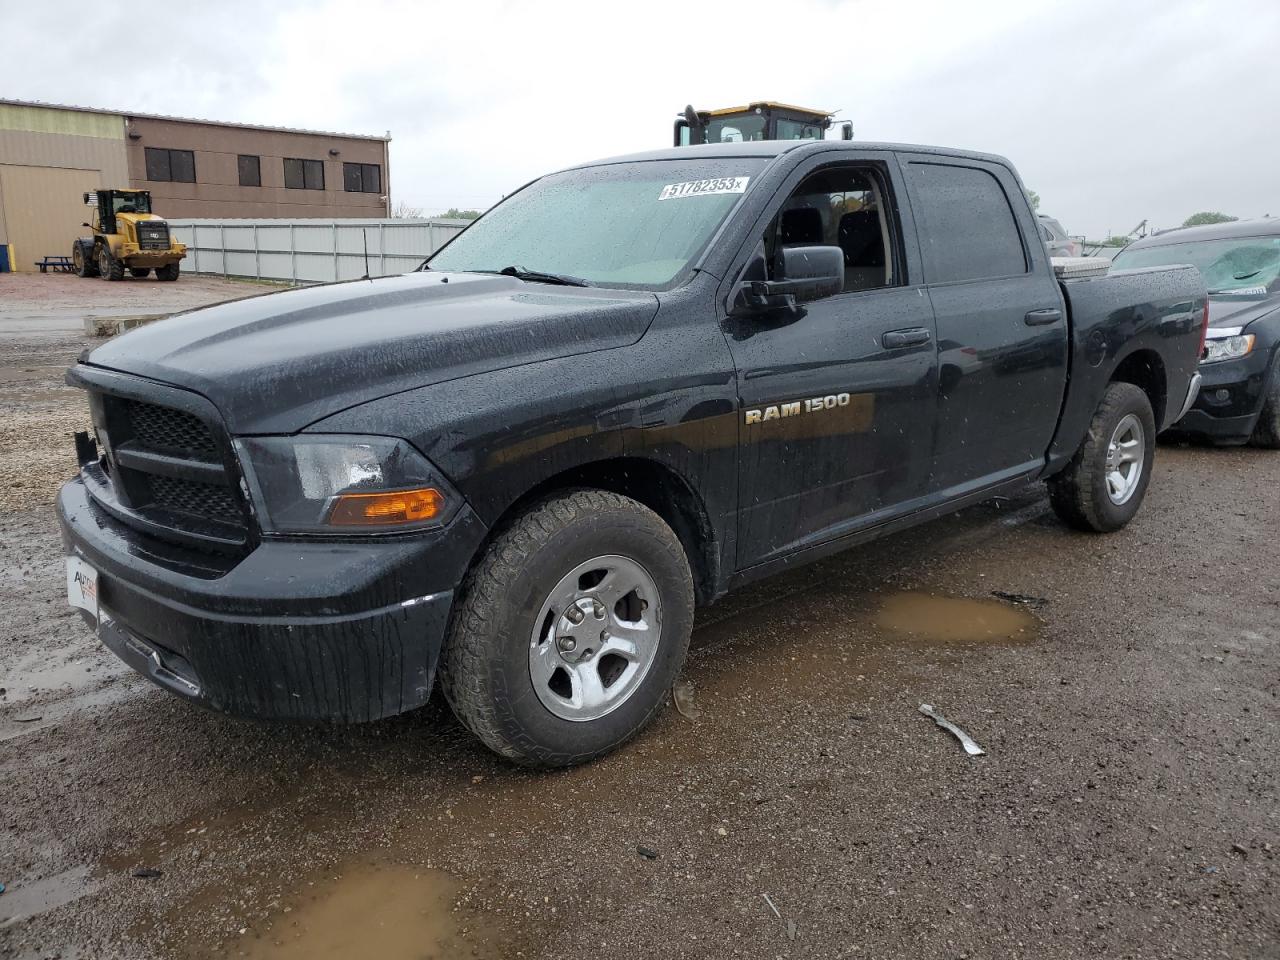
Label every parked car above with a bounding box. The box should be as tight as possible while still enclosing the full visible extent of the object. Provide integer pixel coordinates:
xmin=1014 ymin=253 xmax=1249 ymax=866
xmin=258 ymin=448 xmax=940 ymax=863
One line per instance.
xmin=1113 ymin=217 xmax=1280 ymax=446
xmin=1039 ymin=214 xmax=1082 ymax=258
xmin=58 ymin=140 xmax=1206 ymax=767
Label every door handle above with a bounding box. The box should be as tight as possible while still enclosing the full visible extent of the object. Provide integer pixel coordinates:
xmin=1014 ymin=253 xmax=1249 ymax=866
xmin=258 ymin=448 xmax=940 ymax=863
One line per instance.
xmin=1024 ymin=308 xmax=1062 ymax=326
xmin=882 ymin=327 xmax=932 ymax=349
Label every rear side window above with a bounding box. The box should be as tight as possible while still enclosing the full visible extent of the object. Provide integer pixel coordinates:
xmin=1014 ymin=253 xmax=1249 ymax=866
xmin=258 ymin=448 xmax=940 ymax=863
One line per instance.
xmin=908 ymin=162 xmax=1026 ymax=283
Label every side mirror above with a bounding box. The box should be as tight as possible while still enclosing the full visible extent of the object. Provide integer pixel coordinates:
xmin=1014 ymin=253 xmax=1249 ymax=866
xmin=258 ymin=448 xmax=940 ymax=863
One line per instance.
xmin=841 ymin=122 xmax=854 ymax=140
xmin=730 ymin=245 xmax=845 ymax=316
xmin=777 ymin=245 xmax=845 ymax=300
xmin=82 ymin=222 xmax=91 ymax=228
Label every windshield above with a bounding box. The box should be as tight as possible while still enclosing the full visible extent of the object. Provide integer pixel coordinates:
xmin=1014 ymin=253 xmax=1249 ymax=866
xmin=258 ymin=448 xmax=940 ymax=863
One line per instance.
xmin=111 ymin=193 xmax=151 ymax=215
xmin=427 ymin=159 xmax=765 ymax=290
xmin=705 ymin=115 xmax=767 ymax=144
xmin=776 ymin=118 xmax=825 ymax=140
xmin=1113 ymin=234 xmax=1280 ymax=295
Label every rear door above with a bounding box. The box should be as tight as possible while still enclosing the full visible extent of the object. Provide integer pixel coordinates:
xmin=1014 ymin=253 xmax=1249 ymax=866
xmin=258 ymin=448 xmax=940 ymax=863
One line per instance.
xmin=723 ymin=154 xmax=939 ymax=567
xmin=899 ymin=155 xmax=1068 ymax=492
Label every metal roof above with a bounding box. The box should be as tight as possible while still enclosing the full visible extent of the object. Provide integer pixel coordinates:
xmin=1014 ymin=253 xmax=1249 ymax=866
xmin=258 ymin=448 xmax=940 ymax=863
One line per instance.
xmin=703 ymin=101 xmax=833 ymax=117
xmin=0 ymin=98 xmax=390 ymax=142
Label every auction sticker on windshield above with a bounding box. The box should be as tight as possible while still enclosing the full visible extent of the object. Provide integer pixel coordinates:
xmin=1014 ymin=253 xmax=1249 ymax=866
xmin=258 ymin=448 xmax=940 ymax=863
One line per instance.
xmin=658 ymin=177 xmax=750 ymax=201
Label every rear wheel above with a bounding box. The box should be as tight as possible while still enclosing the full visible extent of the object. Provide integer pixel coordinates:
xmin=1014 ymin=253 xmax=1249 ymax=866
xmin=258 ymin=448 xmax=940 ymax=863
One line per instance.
xmin=154 ymin=262 xmax=180 ymax=281
xmin=1048 ymin=382 xmax=1156 ymax=532
xmin=439 ymin=490 xmax=694 ymax=767
xmin=72 ymin=243 xmax=97 ymax=278
xmin=129 ymin=267 xmax=150 ymax=279
xmin=1249 ymin=354 xmax=1280 ymax=449
xmin=97 ymin=246 xmax=124 ymax=281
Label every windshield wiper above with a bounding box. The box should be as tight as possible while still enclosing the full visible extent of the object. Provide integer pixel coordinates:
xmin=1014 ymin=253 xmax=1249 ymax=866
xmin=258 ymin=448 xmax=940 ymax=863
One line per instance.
xmin=473 ymin=265 xmax=591 ymax=287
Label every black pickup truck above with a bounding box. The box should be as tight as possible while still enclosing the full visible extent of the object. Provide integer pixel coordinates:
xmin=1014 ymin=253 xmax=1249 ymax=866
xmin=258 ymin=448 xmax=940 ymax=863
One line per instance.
xmin=58 ymin=140 xmax=1207 ymax=767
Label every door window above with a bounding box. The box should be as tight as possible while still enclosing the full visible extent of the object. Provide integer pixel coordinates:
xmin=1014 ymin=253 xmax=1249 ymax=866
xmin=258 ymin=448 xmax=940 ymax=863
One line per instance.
xmin=908 ymin=162 xmax=1027 ymax=282
xmin=765 ymin=166 xmax=899 ymax=294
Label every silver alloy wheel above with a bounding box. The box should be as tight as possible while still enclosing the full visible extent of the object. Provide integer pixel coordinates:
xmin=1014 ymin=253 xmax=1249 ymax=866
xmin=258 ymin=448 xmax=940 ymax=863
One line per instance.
xmin=1104 ymin=413 xmax=1145 ymax=505
xmin=528 ymin=554 xmax=662 ymax=722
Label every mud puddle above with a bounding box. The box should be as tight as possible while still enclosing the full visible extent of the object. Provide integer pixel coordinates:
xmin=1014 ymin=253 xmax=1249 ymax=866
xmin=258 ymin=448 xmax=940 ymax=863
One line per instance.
xmin=873 ymin=591 xmax=1038 ymax=644
xmin=0 ymin=650 xmax=115 ymax=704
xmin=198 ymin=861 xmax=501 ymax=960
xmin=0 ymin=865 xmax=99 ymax=929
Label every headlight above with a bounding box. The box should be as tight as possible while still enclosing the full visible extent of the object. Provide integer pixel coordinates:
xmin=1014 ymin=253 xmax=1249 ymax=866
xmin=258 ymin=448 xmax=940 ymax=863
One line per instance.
xmin=236 ymin=435 xmax=459 ymax=533
xmin=1201 ymin=333 xmax=1255 ymax=364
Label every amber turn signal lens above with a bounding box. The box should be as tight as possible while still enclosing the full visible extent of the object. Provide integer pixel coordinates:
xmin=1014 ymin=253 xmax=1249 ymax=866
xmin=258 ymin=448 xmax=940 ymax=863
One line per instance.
xmin=327 ymin=487 xmax=445 ymax=526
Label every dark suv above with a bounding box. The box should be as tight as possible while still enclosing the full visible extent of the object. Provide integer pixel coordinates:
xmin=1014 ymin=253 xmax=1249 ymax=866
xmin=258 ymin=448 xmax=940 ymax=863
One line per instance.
xmin=1114 ymin=218 xmax=1280 ymax=446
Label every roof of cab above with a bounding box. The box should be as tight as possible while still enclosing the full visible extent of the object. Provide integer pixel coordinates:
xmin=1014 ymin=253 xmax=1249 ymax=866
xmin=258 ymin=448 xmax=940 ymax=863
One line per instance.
xmin=572 ymin=139 xmax=1016 ymax=170
xmin=1125 ymin=216 xmax=1280 ymax=249
xmin=703 ymin=101 xmax=833 ymax=117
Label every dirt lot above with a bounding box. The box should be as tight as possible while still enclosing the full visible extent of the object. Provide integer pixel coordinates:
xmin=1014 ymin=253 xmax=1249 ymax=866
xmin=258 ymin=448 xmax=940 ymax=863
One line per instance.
xmin=0 ymin=273 xmax=281 ymax=514
xmin=0 ymin=282 xmax=1276 ymax=959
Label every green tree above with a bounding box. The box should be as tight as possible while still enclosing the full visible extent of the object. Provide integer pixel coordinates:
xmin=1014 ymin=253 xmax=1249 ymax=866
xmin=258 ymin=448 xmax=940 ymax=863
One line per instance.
xmin=1098 ymin=235 xmax=1132 ymax=247
xmin=434 ymin=208 xmax=483 ymax=220
xmin=1027 ymin=189 xmax=1041 ymax=211
xmin=1182 ymin=211 xmax=1237 ymax=227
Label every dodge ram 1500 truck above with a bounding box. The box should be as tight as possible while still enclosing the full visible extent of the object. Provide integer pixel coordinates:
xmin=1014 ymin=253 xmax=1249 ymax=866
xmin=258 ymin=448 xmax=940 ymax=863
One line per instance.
xmin=58 ymin=140 xmax=1208 ymax=767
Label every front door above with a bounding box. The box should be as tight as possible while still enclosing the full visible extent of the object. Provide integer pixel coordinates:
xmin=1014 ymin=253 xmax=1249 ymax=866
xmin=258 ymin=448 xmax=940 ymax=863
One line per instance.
xmin=724 ymin=158 xmax=939 ymax=568
xmin=898 ymin=155 xmax=1069 ymax=492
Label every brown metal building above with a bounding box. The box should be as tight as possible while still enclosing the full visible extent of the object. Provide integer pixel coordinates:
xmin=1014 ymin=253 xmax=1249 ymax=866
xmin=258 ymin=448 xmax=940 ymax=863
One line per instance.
xmin=0 ymin=99 xmax=390 ymax=272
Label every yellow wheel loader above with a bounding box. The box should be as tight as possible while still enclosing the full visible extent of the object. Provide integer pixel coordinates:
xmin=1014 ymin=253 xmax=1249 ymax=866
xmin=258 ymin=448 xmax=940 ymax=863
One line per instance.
xmin=673 ymin=101 xmax=853 ymax=146
xmin=72 ymin=189 xmax=186 ymax=281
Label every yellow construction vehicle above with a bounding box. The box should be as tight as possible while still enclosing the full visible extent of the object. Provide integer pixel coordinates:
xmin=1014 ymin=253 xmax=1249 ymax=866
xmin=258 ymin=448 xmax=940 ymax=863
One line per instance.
xmin=674 ymin=101 xmax=853 ymax=146
xmin=72 ymin=189 xmax=186 ymax=281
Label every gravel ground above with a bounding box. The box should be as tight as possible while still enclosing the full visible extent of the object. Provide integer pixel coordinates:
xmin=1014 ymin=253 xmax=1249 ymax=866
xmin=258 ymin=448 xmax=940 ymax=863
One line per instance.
xmin=0 ymin=287 xmax=1276 ymax=958
xmin=0 ymin=274 xmax=280 ymax=513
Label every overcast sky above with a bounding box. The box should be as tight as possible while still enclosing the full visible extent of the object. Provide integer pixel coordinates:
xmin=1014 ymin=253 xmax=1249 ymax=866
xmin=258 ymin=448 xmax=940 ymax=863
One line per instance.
xmin=2 ymin=0 xmax=1276 ymax=238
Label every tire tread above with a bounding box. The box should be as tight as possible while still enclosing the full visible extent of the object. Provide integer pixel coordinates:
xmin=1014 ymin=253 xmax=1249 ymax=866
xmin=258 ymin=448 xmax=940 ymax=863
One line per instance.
xmin=1048 ymin=382 xmax=1154 ymax=533
xmin=439 ymin=489 xmax=692 ymax=767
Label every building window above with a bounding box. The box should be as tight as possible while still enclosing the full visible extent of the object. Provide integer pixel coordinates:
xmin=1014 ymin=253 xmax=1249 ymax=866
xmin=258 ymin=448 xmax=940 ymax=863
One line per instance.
xmin=238 ymin=155 xmax=261 ymax=187
xmin=144 ymin=147 xmax=196 ymax=183
xmin=284 ymin=158 xmax=325 ymax=191
xmin=343 ymin=162 xmax=382 ymax=194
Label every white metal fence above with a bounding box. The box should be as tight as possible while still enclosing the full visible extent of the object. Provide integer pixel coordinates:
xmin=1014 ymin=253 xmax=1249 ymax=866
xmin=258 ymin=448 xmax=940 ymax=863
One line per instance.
xmin=167 ymin=218 xmax=471 ymax=283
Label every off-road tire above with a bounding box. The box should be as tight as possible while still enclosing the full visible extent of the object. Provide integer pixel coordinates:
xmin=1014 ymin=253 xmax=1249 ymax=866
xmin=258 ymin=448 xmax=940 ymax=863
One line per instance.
xmin=1249 ymin=354 xmax=1280 ymax=449
xmin=72 ymin=243 xmax=98 ymax=278
xmin=97 ymin=246 xmax=124 ymax=281
xmin=1048 ymin=382 xmax=1156 ymax=532
xmin=155 ymin=262 xmax=180 ymax=281
xmin=129 ymin=267 xmax=150 ymax=279
xmin=439 ymin=489 xmax=694 ymax=768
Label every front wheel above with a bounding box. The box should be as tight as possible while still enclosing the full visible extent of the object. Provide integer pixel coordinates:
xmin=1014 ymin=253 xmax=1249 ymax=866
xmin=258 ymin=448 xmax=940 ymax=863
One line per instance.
xmin=439 ymin=490 xmax=694 ymax=767
xmin=129 ymin=267 xmax=150 ymax=279
xmin=97 ymin=246 xmax=124 ymax=281
xmin=1048 ymin=382 xmax=1157 ymax=532
xmin=154 ymin=262 xmax=180 ymax=281
xmin=1249 ymin=354 xmax=1280 ymax=449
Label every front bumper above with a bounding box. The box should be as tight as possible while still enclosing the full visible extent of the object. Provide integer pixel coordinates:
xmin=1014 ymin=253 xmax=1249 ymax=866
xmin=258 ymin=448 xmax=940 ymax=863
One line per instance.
xmin=58 ymin=476 xmax=486 ymax=722
xmin=1171 ymin=343 xmax=1277 ymax=442
xmin=120 ymin=250 xmax=186 ymax=266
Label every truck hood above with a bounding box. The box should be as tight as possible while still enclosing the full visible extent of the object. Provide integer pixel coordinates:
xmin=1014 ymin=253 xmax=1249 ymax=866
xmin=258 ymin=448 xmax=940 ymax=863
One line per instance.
xmin=83 ymin=272 xmax=658 ymax=433
xmin=1207 ymin=293 xmax=1279 ymax=330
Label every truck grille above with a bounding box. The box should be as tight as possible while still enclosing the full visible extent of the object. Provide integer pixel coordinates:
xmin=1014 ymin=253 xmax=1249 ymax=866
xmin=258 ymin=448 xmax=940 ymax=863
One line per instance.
xmin=136 ymin=221 xmax=171 ymax=251
xmin=124 ymin=400 xmax=218 ymax=458
xmin=85 ymin=390 xmax=250 ymax=551
xmin=149 ymin=475 xmax=242 ymax=523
